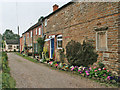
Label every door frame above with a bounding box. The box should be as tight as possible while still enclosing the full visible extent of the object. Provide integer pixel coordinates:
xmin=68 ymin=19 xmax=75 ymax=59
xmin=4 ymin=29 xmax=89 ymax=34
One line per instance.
xmin=49 ymin=35 xmax=55 ymax=58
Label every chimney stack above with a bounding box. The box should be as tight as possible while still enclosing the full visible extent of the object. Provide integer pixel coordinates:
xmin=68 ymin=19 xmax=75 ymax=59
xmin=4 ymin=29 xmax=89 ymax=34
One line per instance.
xmin=53 ymin=4 xmax=59 ymax=12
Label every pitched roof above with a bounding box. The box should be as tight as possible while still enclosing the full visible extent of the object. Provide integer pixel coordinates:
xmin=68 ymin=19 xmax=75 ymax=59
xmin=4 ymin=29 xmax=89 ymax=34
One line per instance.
xmin=22 ymin=22 xmax=42 ymax=35
xmin=43 ymin=1 xmax=74 ymax=19
xmin=6 ymin=40 xmax=19 ymax=44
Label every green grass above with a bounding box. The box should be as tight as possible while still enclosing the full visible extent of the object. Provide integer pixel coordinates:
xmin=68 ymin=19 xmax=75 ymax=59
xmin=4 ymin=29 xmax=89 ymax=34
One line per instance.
xmin=15 ymin=52 xmax=39 ymax=63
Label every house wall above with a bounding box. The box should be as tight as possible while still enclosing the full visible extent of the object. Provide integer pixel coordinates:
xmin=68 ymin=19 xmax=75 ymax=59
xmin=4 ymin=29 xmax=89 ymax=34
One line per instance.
xmin=5 ymin=44 xmax=19 ymax=52
xmin=43 ymin=2 xmax=119 ymax=73
xmin=33 ymin=26 xmax=42 ymax=55
xmin=20 ymin=37 xmax=23 ymax=52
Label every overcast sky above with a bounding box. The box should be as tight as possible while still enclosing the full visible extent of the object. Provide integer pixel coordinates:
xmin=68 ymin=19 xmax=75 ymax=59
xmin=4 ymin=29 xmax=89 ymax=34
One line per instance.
xmin=0 ymin=0 xmax=71 ymax=36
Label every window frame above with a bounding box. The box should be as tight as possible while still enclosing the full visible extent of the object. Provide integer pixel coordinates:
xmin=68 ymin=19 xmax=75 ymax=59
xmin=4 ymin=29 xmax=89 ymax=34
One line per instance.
xmin=96 ymin=31 xmax=108 ymax=51
xmin=31 ymin=31 xmax=32 ymax=37
xmin=39 ymin=27 xmax=41 ymax=35
xmin=36 ymin=28 xmax=37 ymax=35
xmin=45 ymin=19 xmax=47 ymax=27
xmin=57 ymin=35 xmax=62 ymax=49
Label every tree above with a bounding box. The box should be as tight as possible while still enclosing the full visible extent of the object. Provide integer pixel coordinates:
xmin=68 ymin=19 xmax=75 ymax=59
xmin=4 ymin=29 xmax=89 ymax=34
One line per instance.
xmin=37 ymin=37 xmax=45 ymax=59
xmin=2 ymin=29 xmax=20 ymax=40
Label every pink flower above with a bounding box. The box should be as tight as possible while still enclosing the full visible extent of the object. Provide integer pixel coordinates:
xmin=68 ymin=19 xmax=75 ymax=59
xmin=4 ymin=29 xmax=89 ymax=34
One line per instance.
xmin=98 ymin=68 xmax=101 ymax=71
xmin=86 ymin=73 xmax=89 ymax=76
xmin=55 ymin=64 xmax=58 ymax=67
xmin=71 ymin=67 xmax=74 ymax=71
xmin=107 ymin=70 xmax=109 ymax=72
xmin=85 ymin=71 xmax=88 ymax=73
xmin=103 ymin=74 xmax=106 ymax=76
xmin=89 ymin=67 xmax=92 ymax=70
xmin=94 ymin=70 xmax=97 ymax=72
xmin=78 ymin=70 xmax=80 ymax=72
xmin=94 ymin=66 xmax=96 ymax=69
xmin=107 ymin=76 xmax=110 ymax=80
xmin=80 ymin=72 xmax=82 ymax=74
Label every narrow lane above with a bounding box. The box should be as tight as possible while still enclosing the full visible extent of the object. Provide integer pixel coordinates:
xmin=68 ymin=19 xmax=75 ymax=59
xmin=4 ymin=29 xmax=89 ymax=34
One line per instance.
xmin=8 ymin=53 xmax=108 ymax=88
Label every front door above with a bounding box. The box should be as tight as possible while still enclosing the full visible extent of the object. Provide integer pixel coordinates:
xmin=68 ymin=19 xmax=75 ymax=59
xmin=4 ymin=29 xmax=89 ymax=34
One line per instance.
xmin=50 ymin=38 xmax=54 ymax=58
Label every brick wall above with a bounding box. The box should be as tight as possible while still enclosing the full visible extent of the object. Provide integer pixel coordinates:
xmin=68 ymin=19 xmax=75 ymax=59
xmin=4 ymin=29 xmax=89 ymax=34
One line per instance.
xmin=43 ymin=2 xmax=119 ymax=74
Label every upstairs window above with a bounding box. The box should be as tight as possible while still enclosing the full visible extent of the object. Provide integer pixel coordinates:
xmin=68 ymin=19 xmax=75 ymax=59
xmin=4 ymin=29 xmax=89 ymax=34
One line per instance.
xmin=45 ymin=19 xmax=47 ymax=27
xmin=31 ymin=31 xmax=32 ymax=37
xmin=57 ymin=35 xmax=62 ymax=49
xmin=27 ymin=33 xmax=29 ymax=38
xmin=39 ymin=28 xmax=41 ymax=35
xmin=36 ymin=29 xmax=37 ymax=35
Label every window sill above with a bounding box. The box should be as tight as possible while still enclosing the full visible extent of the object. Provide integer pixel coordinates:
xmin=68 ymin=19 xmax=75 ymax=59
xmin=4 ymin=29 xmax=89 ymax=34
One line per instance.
xmin=57 ymin=48 xmax=62 ymax=49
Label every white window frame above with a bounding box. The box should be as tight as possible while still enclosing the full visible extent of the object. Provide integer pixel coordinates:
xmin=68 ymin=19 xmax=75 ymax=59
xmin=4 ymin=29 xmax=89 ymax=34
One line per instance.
xmin=45 ymin=19 xmax=47 ymax=27
xmin=39 ymin=28 xmax=41 ymax=35
xmin=57 ymin=35 xmax=62 ymax=49
xmin=31 ymin=31 xmax=32 ymax=37
xmin=27 ymin=33 xmax=29 ymax=38
xmin=36 ymin=28 xmax=37 ymax=35
xmin=96 ymin=31 xmax=108 ymax=51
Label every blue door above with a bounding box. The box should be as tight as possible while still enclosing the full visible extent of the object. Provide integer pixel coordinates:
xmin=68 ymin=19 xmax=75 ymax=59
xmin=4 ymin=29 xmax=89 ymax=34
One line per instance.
xmin=51 ymin=38 xmax=54 ymax=58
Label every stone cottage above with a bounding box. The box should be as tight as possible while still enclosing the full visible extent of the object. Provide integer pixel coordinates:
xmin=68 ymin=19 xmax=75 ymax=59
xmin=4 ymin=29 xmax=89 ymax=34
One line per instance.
xmin=42 ymin=2 xmax=120 ymax=74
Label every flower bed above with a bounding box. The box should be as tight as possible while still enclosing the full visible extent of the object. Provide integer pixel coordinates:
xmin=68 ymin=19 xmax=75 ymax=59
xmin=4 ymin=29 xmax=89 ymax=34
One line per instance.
xmin=44 ymin=60 xmax=120 ymax=87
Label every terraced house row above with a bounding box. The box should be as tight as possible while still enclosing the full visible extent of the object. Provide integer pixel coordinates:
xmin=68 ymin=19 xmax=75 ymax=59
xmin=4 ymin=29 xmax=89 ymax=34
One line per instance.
xmin=20 ymin=2 xmax=120 ymax=74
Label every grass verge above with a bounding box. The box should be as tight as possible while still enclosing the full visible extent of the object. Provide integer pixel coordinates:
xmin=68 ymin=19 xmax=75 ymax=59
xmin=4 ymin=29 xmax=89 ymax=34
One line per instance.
xmin=15 ymin=52 xmax=39 ymax=63
xmin=2 ymin=52 xmax=16 ymax=88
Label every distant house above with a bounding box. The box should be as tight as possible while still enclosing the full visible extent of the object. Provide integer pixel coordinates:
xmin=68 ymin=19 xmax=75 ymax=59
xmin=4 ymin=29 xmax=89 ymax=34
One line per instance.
xmin=5 ymin=40 xmax=19 ymax=52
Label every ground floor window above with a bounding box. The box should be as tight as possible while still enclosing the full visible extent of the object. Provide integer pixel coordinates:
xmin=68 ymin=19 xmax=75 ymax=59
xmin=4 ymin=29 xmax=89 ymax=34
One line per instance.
xmin=57 ymin=35 xmax=62 ymax=49
xmin=8 ymin=45 xmax=12 ymax=49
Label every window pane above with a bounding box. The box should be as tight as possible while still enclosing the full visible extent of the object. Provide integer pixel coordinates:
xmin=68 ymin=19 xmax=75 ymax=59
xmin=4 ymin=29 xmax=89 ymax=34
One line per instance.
xmin=39 ymin=28 xmax=41 ymax=35
xmin=58 ymin=40 xmax=62 ymax=48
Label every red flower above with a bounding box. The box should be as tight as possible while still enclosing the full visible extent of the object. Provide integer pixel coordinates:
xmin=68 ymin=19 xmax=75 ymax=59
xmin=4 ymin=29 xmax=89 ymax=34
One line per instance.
xmin=103 ymin=68 xmax=106 ymax=70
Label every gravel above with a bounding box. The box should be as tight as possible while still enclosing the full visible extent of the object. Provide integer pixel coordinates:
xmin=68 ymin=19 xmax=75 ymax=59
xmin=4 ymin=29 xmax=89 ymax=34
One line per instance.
xmin=8 ymin=53 xmax=112 ymax=88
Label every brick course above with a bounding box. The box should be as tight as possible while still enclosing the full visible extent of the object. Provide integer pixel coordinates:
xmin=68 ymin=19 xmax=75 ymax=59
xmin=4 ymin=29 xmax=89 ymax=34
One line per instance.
xmin=43 ymin=2 xmax=119 ymax=74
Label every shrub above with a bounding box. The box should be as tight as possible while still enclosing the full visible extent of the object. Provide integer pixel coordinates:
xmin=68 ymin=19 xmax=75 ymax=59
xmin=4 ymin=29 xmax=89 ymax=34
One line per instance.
xmin=66 ymin=40 xmax=98 ymax=67
xmin=98 ymin=62 xmax=105 ymax=69
xmin=59 ymin=48 xmax=65 ymax=63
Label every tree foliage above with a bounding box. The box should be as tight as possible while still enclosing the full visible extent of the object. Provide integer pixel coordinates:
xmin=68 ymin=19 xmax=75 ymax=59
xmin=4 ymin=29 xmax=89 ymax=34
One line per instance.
xmin=66 ymin=40 xmax=98 ymax=67
xmin=2 ymin=29 xmax=20 ymax=40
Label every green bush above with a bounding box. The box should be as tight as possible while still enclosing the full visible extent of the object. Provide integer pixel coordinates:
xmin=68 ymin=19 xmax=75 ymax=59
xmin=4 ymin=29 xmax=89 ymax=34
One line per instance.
xmin=2 ymin=52 xmax=16 ymax=88
xmin=66 ymin=40 xmax=98 ymax=67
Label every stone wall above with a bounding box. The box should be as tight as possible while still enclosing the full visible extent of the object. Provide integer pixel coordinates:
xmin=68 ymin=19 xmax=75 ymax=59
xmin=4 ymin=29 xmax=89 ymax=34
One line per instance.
xmin=43 ymin=2 xmax=119 ymax=74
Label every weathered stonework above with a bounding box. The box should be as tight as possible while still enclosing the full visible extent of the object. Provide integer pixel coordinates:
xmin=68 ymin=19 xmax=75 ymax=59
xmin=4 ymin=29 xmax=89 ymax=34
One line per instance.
xmin=43 ymin=2 xmax=120 ymax=74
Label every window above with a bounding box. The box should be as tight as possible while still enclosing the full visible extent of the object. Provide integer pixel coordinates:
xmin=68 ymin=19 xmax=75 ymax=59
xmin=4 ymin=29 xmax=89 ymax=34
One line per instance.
xmin=36 ymin=29 xmax=37 ymax=35
xmin=96 ymin=31 xmax=108 ymax=51
xmin=45 ymin=19 xmax=47 ymax=27
xmin=39 ymin=28 xmax=41 ymax=35
xmin=8 ymin=45 xmax=12 ymax=49
xmin=31 ymin=31 xmax=32 ymax=37
xmin=17 ymin=46 xmax=19 ymax=49
xmin=57 ymin=35 xmax=62 ymax=49
xmin=27 ymin=33 xmax=29 ymax=38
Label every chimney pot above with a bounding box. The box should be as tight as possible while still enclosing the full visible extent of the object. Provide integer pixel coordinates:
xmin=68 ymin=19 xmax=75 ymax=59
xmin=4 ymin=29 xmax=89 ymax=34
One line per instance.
xmin=53 ymin=4 xmax=59 ymax=12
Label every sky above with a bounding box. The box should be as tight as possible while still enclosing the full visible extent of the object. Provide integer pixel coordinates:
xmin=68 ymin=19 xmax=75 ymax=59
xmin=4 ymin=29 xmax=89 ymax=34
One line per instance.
xmin=0 ymin=0 xmax=71 ymax=36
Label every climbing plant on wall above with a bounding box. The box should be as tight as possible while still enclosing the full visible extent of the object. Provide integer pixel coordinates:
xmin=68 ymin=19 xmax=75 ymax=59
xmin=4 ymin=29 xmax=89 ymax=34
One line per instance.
xmin=37 ymin=37 xmax=45 ymax=59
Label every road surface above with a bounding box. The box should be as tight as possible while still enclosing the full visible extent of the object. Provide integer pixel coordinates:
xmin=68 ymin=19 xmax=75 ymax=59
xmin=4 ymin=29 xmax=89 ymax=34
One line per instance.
xmin=8 ymin=53 xmax=111 ymax=88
